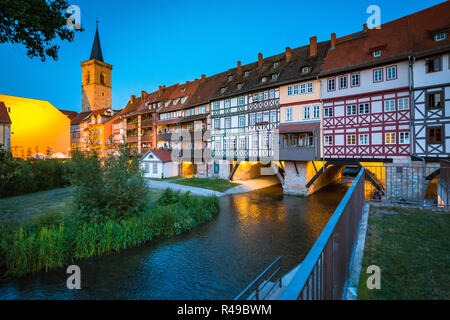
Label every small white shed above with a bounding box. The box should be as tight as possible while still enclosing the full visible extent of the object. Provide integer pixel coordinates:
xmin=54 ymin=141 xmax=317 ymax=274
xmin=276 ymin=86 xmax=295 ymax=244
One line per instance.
xmin=140 ymin=149 xmax=179 ymax=179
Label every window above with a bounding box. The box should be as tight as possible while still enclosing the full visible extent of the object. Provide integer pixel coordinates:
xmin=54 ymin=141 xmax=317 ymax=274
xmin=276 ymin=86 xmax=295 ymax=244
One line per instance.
xmin=264 ymin=91 xmax=269 ymax=100
xmin=225 ymin=117 xmax=231 ymax=128
xmin=434 ymin=32 xmax=447 ymax=42
xmin=250 ymin=114 xmax=256 ymax=125
xmin=244 ymin=70 xmax=249 ymax=77
xmin=261 ymin=77 xmax=267 ymax=83
xmin=269 ymin=89 xmax=275 ymax=99
xmin=428 ymin=127 xmax=443 ymax=144
xmin=228 ymin=75 xmax=233 ymax=81
xmin=302 ymin=66 xmax=310 ymax=73
xmin=293 ymin=85 xmax=299 ymax=95
xmin=359 ymin=134 xmax=369 ymax=145
xmin=213 ymin=101 xmax=220 ymax=110
xmin=272 ymin=74 xmax=278 ymax=80
xmin=223 ymin=138 xmax=229 ymax=150
xmin=100 ymin=72 xmax=105 ymax=84
xmin=237 ymin=83 xmax=243 ymax=90
xmin=152 ymin=163 xmax=158 ymax=174
xmin=386 ymin=66 xmax=397 ymax=80
xmin=252 ymin=135 xmax=258 ymax=148
xmin=258 ymin=92 xmax=264 ymax=101
xmin=373 ymin=50 xmax=381 ymax=58
xmin=263 ymin=112 xmax=269 ymax=122
xmin=399 ymin=132 xmax=410 ymax=144
xmin=286 ymin=108 xmax=293 ymax=121
xmin=313 ymin=105 xmax=320 ymax=119
xmin=239 ymin=137 xmax=246 ymax=150
xmin=325 ymin=136 xmax=333 ymax=146
xmin=199 ymin=106 xmax=206 ymax=114
xmin=303 ymin=106 xmax=310 ymax=120
xmin=270 ymin=111 xmax=277 ymax=123
xmin=398 ymin=98 xmax=409 ymax=110
xmin=347 ymin=135 xmax=356 ymax=145
xmin=238 ymin=96 xmax=245 ymax=105
xmin=328 ymin=78 xmax=335 ymax=91
xmin=359 ymin=103 xmax=370 ymax=114
xmin=374 ymin=69 xmax=383 ymax=82
xmin=339 ymin=76 xmax=347 ymax=89
xmin=346 ymin=105 xmax=357 ymax=116
xmin=351 ymin=73 xmax=360 ymax=87
xmin=238 ymin=115 xmax=245 ymax=127
xmin=324 ymin=107 xmax=333 ymax=118
xmin=426 ymin=57 xmax=442 ymax=73
xmin=385 ymin=132 xmax=396 ymax=144
xmin=307 ymin=82 xmax=313 ymax=93
xmin=427 ymin=92 xmax=442 ymax=109
xmin=384 ymin=99 xmax=396 ymax=112
xmin=221 ymin=87 xmax=226 ymax=93
xmin=300 ymin=83 xmax=307 ymax=94
xmin=85 ymin=71 xmax=90 ymax=84
xmin=287 ymin=86 xmax=293 ymax=96
xmin=257 ymin=112 xmax=263 ymax=123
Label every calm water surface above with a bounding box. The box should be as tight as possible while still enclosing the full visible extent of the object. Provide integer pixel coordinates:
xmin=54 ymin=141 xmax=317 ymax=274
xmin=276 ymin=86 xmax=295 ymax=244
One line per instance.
xmin=0 ymin=183 xmax=348 ymax=299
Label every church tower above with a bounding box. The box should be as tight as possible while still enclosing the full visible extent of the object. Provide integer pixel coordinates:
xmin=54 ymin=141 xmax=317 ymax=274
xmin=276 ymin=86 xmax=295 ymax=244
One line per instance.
xmin=81 ymin=22 xmax=112 ymax=112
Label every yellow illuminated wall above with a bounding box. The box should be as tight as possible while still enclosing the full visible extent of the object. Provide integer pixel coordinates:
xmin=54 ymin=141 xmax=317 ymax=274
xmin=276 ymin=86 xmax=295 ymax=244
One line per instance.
xmin=0 ymin=94 xmax=70 ymax=158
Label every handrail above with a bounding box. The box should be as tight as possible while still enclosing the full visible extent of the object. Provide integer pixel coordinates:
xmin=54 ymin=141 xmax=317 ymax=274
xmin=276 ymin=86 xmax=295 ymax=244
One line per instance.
xmin=281 ymin=167 xmax=365 ymax=300
xmin=235 ymin=256 xmax=282 ymax=300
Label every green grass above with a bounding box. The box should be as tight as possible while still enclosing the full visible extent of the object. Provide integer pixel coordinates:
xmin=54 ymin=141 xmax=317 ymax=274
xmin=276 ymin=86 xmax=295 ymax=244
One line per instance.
xmin=172 ymin=178 xmax=239 ymax=192
xmin=147 ymin=176 xmax=181 ymax=181
xmin=358 ymin=206 xmax=450 ymax=300
xmin=0 ymin=187 xmax=164 ymax=226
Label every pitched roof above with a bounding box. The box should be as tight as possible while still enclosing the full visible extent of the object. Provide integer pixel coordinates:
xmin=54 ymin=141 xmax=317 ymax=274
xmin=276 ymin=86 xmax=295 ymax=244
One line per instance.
xmin=70 ymin=111 xmax=92 ymax=125
xmin=0 ymin=102 xmax=12 ymax=124
xmin=90 ymin=23 xmax=104 ymax=62
xmin=186 ymin=72 xmax=228 ymax=108
xmin=210 ymin=41 xmax=330 ymax=100
xmin=277 ymin=122 xmax=319 ymax=133
xmin=142 ymin=149 xmax=172 ymax=162
xmin=320 ymin=1 xmax=450 ymax=76
xmin=59 ymin=109 xmax=78 ymax=120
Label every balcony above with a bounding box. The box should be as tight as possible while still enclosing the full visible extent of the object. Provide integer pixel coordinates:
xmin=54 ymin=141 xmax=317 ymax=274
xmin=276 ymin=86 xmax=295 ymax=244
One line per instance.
xmin=126 ymin=136 xmax=138 ymax=143
xmin=156 ymin=132 xmax=172 ymax=142
xmin=141 ymin=135 xmax=152 ymax=143
xmin=278 ymin=146 xmax=318 ymax=161
xmin=141 ymin=118 xmax=154 ymax=128
xmin=127 ymin=123 xmax=137 ymax=130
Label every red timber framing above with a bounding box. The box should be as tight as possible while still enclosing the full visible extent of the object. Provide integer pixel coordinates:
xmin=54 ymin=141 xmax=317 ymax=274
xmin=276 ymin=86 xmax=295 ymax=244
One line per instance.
xmin=322 ymin=88 xmax=411 ymax=159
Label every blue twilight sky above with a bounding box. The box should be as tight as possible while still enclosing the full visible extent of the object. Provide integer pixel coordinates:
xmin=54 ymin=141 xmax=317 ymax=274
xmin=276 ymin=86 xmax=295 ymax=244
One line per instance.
xmin=0 ymin=0 xmax=444 ymax=112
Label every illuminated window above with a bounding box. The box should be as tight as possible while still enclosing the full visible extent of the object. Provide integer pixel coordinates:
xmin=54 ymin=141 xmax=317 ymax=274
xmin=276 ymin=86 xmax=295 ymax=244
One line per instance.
xmin=347 ymin=135 xmax=356 ymax=145
xmin=385 ymin=132 xmax=396 ymax=144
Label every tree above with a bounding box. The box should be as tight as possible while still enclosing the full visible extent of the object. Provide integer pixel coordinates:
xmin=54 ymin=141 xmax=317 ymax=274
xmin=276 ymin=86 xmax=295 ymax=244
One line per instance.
xmin=0 ymin=0 xmax=81 ymax=61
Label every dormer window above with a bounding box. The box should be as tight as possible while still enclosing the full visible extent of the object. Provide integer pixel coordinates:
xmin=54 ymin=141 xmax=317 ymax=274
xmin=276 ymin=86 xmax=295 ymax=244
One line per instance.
xmin=272 ymin=74 xmax=278 ymax=80
xmin=273 ymin=62 xmax=279 ymax=68
xmin=373 ymin=50 xmax=381 ymax=58
xmin=244 ymin=71 xmax=249 ymax=77
xmin=181 ymin=87 xmax=186 ymax=93
xmin=221 ymin=87 xmax=227 ymax=94
xmin=228 ymin=75 xmax=233 ymax=82
xmin=434 ymin=32 xmax=447 ymax=42
xmin=301 ymin=66 xmax=310 ymax=73
xmin=237 ymin=83 xmax=243 ymax=90
xmin=261 ymin=77 xmax=267 ymax=83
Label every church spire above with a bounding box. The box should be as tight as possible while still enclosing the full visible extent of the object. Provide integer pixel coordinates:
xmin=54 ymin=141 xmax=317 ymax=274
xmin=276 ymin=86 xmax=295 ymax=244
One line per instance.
xmin=89 ymin=21 xmax=104 ymax=62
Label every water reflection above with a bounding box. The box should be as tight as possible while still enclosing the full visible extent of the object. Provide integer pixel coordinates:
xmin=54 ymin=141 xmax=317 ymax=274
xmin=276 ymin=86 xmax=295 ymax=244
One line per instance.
xmin=0 ymin=184 xmax=348 ymax=300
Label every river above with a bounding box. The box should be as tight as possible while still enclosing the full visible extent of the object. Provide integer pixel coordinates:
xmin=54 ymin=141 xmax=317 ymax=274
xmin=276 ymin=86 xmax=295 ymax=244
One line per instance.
xmin=0 ymin=183 xmax=348 ymax=299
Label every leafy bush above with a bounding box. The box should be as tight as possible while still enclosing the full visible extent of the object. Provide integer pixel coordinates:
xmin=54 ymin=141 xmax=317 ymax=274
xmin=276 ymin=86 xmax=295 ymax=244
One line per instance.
xmin=69 ymin=147 xmax=149 ymax=223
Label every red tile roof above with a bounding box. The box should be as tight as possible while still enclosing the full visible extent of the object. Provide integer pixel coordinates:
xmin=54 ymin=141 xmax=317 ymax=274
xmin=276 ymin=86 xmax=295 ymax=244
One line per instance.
xmin=59 ymin=109 xmax=78 ymax=120
xmin=71 ymin=111 xmax=92 ymax=125
xmin=143 ymin=149 xmax=172 ymax=162
xmin=0 ymin=102 xmax=12 ymax=124
xmin=320 ymin=1 xmax=450 ymax=76
xmin=277 ymin=122 xmax=319 ymax=133
xmin=156 ymin=117 xmax=181 ymax=126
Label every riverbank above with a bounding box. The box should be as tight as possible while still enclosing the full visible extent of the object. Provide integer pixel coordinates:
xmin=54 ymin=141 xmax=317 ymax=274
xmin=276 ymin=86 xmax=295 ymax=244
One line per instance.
xmin=358 ymin=206 xmax=450 ymax=299
xmin=0 ymin=188 xmax=219 ymax=278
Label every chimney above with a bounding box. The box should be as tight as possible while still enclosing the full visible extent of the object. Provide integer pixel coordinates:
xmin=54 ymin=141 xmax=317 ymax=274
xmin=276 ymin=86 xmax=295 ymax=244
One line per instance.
xmin=363 ymin=24 xmax=368 ymax=31
xmin=330 ymin=33 xmax=336 ymax=48
xmin=310 ymin=36 xmax=317 ymax=56
xmin=201 ymin=74 xmax=206 ymax=80
xmin=130 ymin=95 xmax=136 ymax=103
xmin=141 ymin=90 xmax=147 ymax=100
xmin=258 ymin=53 xmax=263 ymax=67
xmin=285 ymin=47 xmax=292 ymax=62
xmin=158 ymin=85 xmax=164 ymax=95
xmin=237 ymin=61 xmax=242 ymax=72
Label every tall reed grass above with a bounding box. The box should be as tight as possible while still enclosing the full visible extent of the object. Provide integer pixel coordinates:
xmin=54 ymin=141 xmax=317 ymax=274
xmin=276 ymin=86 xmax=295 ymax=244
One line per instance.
xmin=0 ymin=190 xmax=219 ymax=278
